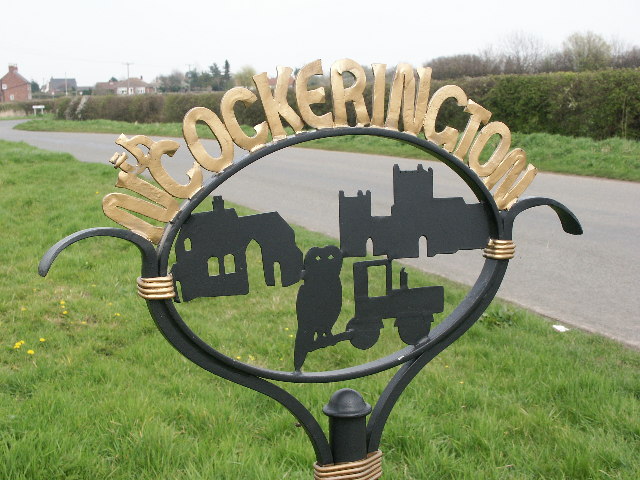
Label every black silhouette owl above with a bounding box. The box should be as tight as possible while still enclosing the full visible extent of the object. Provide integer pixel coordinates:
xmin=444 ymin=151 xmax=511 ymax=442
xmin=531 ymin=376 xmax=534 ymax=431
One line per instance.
xmin=293 ymin=246 xmax=343 ymax=370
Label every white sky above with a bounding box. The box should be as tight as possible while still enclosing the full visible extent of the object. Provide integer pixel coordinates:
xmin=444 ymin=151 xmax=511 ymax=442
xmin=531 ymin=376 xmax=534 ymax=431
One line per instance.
xmin=3 ymin=0 xmax=639 ymax=87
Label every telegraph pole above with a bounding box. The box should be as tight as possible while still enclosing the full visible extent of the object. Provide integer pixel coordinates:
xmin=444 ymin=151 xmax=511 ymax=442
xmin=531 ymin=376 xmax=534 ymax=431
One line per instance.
xmin=124 ymin=62 xmax=133 ymax=94
xmin=186 ymin=64 xmax=192 ymax=92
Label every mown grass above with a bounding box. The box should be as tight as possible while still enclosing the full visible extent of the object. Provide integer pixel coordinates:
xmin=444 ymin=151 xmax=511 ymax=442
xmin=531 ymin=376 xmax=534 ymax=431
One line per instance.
xmin=0 ymin=140 xmax=638 ymax=479
xmin=15 ymin=116 xmax=640 ymax=182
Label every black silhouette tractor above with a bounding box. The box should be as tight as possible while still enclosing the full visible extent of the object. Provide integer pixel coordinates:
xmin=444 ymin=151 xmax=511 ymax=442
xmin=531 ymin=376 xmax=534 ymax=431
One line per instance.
xmin=347 ymin=259 xmax=444 ymax=350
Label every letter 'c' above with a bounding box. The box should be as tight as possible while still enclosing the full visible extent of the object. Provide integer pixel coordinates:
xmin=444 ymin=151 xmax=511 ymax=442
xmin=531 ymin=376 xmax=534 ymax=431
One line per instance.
xmin=183 ymin=107 xmax=234 ymax=173
xmin=221 ymin=87 xmax=269 ymax=151
xmin=424 ymin=85 xmax=467 ymax=152
xmin=468 ymin=121 xmax=511 ymax=176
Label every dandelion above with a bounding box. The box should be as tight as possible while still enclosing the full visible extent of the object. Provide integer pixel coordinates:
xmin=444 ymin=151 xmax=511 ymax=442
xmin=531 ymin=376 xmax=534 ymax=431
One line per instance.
xmin=459 ymin=381 xmax=464 ymax=384
xmin=13 ymin=343 xmax=21 ymax=349
xmin=80 ymin=321 xmax=87 ymax=325
xmin=19 ymin=340 xmax=25 ymax=345
xmin=62 ymin=310 xmax=68 ymax=315
xmin=20 ymin=307 xmax=27 ymax=312
xmin=235 ymin=356 xmax=242 ymax=360
xmin=288 ymin=334 xmax=294 ymax=338
xmin=114 ymin=313 xmax=121 ymax=317
xmin=59 ymin=300 xmax=65 ymax=305
xmin=95 ymin=191 xmax=100 ymax=194
xmin=284 ymin=327 xmax=289 ymax=331
xmin=39 ymin=338 xmax=46 ymax=343
xmin=27 ymin=350 xmax=34 ymax=355
xmin=248 ymin=355 xmax=256 ymax=362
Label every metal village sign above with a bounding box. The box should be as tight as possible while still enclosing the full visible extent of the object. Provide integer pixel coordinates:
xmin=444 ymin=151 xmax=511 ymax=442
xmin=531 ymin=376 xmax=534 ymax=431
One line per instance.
xmin=40 ymin=59 xmax=582 ymax=478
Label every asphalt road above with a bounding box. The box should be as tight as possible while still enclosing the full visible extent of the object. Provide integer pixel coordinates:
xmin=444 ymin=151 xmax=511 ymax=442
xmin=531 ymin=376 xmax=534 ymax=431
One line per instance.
xmin=2 ymin=120 xmax=638 ymax=348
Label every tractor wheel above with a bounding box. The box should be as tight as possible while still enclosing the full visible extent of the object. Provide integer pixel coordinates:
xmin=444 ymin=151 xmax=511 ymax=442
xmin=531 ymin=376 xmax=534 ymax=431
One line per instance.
xmin=347 ymin=317 xmax=381 ymax=350
xmin=395 ymin=315 xmax=432 ymax=345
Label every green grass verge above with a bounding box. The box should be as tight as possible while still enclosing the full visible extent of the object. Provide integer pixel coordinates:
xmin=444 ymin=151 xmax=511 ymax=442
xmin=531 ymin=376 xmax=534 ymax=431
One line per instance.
xmin=1 ymin=140 xmax=639 ymax=479
xmin=15 ymin=116 xmax=640 ymax=182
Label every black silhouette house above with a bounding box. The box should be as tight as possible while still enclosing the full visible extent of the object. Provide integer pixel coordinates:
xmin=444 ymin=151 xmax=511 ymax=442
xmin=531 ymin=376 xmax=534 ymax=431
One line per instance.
xmin=172 ymin=196 xmax=303 ymax=301
xmin=339 ymin=165 xmax=490 ymax=258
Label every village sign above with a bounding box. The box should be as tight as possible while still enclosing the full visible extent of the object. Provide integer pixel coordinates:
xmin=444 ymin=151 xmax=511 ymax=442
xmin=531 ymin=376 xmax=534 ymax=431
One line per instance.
xmin=40 ymin=59 xmax=582 ymax=478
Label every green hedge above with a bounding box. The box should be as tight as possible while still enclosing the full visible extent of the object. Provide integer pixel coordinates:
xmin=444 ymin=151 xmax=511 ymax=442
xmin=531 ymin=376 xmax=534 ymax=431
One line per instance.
xmin=54 ymin=69 xmax=640 ymax=140
xmin=477 ymin=70 xmax=640 ymax=139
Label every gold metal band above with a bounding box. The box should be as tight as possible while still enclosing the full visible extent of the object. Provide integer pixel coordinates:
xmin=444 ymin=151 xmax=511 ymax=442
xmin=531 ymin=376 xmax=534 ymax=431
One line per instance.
xmin=136 ymin=275 xmax=176 ymax=300
xmin=314 ymin=450 xmax=382 ymax=479
xmin=483 ymin=239 xmax=516 ymax=260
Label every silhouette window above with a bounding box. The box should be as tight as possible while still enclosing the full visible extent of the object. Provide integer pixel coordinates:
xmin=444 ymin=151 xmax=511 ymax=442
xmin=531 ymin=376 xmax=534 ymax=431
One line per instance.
xmin=224 ymin=254 xmax=235 ymax=274
xmin=208 ymin=257 xmax=220 ymax=276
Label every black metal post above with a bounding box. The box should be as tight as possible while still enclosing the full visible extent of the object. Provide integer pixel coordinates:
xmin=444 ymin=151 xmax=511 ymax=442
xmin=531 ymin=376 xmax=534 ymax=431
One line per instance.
xmin=323 ymin=388 xmax=372 ymax=464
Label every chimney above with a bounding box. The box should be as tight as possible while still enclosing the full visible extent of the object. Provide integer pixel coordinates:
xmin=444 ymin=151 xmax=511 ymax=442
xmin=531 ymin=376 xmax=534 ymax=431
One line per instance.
xmin=8 ymin=64 xmax=17 ymax=74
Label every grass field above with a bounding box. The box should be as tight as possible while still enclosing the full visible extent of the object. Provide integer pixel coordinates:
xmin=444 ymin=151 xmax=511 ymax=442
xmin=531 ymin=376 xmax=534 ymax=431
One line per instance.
xmin=1 ymin=140 xmax=639 ymax=479
xmin=15 ymin=116 xmax=640 ymax=182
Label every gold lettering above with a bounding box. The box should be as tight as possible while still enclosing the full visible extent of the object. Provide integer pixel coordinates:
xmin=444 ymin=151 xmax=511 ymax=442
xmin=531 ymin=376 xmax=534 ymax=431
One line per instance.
xmin=485 ymin=149 xmax=538 ymax=209
xmin=113 ymin=134 xmax=154 ymax=173
xmin=453 ymin=100 xmax=492 ymax=160
xmin=467 ymin=122 xmax=511 ymax=176
xmin=385 ymin=64 xmax=431 ymax=135
xmin=148 ymin=140 xmax=202 ymax=198
xmin=183 ymin=107 xmax=234 ymax=173
xmin=103 ymin=172 xmax=180 ymax=244
xmin=221 ymin=87 xmax=269 ymax=151
xmin=295 ymin=59 xmax=333 ymax=129
xmin=467 ymin=123 xmax=538 ymax=210
xmin=331 ymin=59 xmax=370 ymax=127
xmin=115 ymin=134 xmax=202 ymax=198
xmin=424 ymin=85 xmax=467 ymax=151
xmin=254 ymin=67 xmax=304 ymax=140
xmin=370 ymin=63 xmax=387 ymax=127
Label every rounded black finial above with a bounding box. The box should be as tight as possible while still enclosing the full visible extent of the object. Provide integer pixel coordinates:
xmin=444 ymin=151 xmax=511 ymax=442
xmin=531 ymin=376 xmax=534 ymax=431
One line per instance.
xmin=323 ymin=388 xmax=372 ymax=418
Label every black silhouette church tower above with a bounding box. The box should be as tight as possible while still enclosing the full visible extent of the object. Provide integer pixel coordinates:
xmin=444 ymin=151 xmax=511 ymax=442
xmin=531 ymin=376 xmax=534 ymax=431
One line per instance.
xmin=339 ymin=164 xmax=489 ymax=259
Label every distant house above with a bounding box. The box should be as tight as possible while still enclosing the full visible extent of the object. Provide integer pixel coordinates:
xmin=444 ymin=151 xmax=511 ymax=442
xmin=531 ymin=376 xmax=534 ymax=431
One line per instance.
xmin=0 ymin=65 xmax=31 ymax=103
xmin=94 ymin=77 xmax=155 ymax=95
xmin=43 ymin=77 xmax=78 ymax=95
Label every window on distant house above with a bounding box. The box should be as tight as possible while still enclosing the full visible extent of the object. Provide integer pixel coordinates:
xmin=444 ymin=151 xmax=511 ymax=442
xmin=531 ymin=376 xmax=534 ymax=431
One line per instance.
xmin=117 ymin=87 xmax=127 ymax=95
xmin=1 ymin=84 xmax=6 ymax=90
xmin=136 ymin=87 xmax=145 ymax=94
xmin=9 ymin=94 xmax=14 ymax=101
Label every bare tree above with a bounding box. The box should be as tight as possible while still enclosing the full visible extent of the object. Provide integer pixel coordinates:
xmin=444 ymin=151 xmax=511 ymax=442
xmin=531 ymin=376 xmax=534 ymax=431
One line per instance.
xmin=478 ymin=46 xmax=502 ymax=75
xmin=537 ymin=51 xmax=573 ymax=73
xmin=424 ymin=53 xmax=497 ymax=79
xmin=610 ymin=37 xmax=640 ymax=69
xmin=499 ymin=32 xmax=547 ymax=74
xmin=234 ymin=66 xmax=257 ymax=88
xmin=157 ymin=70 xmax=186 ymax=93
xmin=562 ymin=32 xmax=612 ymax=71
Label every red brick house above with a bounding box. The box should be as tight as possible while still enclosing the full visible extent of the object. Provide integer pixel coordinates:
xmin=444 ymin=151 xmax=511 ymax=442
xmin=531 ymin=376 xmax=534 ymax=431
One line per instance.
xmin=0 ymin=65 xmax=32 ymax=103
